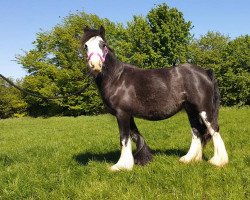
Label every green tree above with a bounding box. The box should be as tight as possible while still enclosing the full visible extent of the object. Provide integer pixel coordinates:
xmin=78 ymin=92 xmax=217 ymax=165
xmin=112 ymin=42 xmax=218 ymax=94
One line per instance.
xmin=188 ymin=31 xmax=230 ymax=73
xmin=126 ymin=16 xmax=154 ymax=68
xmin=147 ymin=3 xmax=192 ymax=67
xmin=0 ymin=78 xmax=27 ymax=119
xmin=124 ymin=3 xmax=193 ymax=69
xmin=220 ymin=35 xmax=250 ymax=105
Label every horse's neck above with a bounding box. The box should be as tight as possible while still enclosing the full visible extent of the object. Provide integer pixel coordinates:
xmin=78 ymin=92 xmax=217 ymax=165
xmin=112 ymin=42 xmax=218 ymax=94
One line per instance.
xmin=102 ymin=52 xmax=123 ymax=79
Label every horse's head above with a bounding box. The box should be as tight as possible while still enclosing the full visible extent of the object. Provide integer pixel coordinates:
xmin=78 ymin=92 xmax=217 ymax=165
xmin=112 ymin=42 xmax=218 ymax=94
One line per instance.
xmin=81 ymin=26 xmax=108 ymax=75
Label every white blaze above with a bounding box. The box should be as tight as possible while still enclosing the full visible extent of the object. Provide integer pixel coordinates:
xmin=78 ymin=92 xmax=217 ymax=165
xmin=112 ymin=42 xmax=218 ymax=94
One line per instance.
xmin=85 ymin=36 xmax=105 ymax=73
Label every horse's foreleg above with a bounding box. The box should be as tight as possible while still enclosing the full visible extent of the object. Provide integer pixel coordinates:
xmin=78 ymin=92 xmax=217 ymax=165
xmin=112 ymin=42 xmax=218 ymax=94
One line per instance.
xmin=130 ymin=118 xmax=153 ymax=166
xmin=110 ymin=113 xmax=134 ymax=171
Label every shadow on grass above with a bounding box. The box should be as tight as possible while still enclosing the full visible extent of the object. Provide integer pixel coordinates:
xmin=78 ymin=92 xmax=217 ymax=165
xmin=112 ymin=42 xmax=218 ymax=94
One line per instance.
xmin=73 ymin=148 xmax=187 ymax=166
xmin=73 ymin=150 xmax=120 ymax=165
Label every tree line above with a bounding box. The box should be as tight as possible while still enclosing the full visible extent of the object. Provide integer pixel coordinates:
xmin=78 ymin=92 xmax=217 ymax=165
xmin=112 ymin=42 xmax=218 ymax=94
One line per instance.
xmin=1 ymin=3 xmax=249 ymax=118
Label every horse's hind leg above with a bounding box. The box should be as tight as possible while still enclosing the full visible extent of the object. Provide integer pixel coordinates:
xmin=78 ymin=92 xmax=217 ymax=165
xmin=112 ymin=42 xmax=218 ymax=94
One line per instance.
xmin=199 ymin=111 xmax=228 ymax=167
xmin=130 ymin=118 xmax=153 ymax=166
xmin=180 ymin=110 xmax=205 ymax=163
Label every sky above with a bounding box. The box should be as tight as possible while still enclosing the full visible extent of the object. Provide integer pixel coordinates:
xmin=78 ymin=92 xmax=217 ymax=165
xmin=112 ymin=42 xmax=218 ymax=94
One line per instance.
xmin=0 ymin=0 xmax=249 ymax=79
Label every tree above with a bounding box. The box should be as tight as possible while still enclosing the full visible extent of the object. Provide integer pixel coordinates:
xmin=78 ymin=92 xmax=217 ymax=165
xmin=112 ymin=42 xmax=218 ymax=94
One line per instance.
xmin=0 ymin=78 xmax=27 ymax=119
xmin=124 ymin=3 xmax=193 ymax=69
xmin=147 ymin=3 xmax=192 ymax=66
xmin=220 ymin=35 xmax=250 ymax=105
xmin=187 ymin=31 xmax=230 ymax=73
xmin=126 ymin=16 xmax=154 ymax=68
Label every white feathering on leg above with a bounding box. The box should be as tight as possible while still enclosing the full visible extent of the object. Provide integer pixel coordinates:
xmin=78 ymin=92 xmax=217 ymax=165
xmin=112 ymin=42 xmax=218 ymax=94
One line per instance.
xmin=209 ymin=132 xmax=228 ymax=166
xmin=180 ymin=129 xmax=202 ymax=163
xmin=110 ymin=138 xmax=134 ymax=171
xmin=199 ymin=111 xmax=228 ymax=167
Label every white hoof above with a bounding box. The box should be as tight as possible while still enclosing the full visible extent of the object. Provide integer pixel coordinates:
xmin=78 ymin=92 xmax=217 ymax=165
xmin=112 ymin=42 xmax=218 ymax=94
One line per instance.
xmin=180 ymin=155 xmax=192 ymax=163
xmin=110 ymin=138 xmax=134 ymax=171
xmin=110 ymin=162 xmax=134 ymax=171
xmin=110 ymin=165 xmax=120 ymax=171
xmin=179 ymin=152 xmax=202 ymax=164
xmin=209 ymin=156 xmax=228 ymax=167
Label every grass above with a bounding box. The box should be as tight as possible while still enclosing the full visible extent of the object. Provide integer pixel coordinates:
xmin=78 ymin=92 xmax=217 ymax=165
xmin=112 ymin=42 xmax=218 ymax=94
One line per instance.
xmin=0 ymin=107 xmax=249 ymax=199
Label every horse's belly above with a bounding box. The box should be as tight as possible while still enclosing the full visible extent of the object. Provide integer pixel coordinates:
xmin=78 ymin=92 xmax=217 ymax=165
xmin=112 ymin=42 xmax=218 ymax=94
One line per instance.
xmin=133 ymin=103 xmax=182 ymax=121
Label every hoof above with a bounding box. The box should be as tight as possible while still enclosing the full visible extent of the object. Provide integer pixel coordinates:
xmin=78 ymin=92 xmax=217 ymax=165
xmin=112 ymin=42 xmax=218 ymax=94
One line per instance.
xmin=110 ymin=165 xmax=121 ymax=172
xmin=110 ymin=163 xmax=133 ymax=171
xmin=209 ymin=156 xmax=228 ymax=167
xmin=179 ymin=156 xmax=191 ymax=164
xmin=134 ymin=144 xmax=153 ymax=166
xmin=134 ymin=151 xmax=152 ymax=166
xmin=179 ymin=153 xmax=202 ymax=164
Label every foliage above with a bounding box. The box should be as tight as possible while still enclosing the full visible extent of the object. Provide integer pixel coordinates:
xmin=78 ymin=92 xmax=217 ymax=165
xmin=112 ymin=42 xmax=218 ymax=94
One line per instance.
xmin=220 ymin=35 xmax=250 ymax=105
xmin=147 ymin=3 xmax=192 ymax=66
xmin=0 ymin=3 xmax=248 ymax=118
xmin=0 ymin=108 xmax=249 ymax=199
xmin=0 ymin=78 xmax=27 ymax=119
xmin=17 ymin=13 xmax=109 ymax=116
xmin=188 ymin=33 xmax=250 ymax=106
xmin=125 ymin=4 xmax=192 ymax=68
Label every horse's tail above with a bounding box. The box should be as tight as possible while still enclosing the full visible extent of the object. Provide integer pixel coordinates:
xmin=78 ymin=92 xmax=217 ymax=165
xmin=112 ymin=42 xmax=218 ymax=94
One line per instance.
xmin=203 ymin=69 xmax=220 ymax=144
xmin=207 ymin=69 xmax=220 ymax=123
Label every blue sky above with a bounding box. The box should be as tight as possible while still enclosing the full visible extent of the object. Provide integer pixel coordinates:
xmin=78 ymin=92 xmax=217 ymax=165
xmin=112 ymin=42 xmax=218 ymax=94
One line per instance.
xmin=0 ymin=0 xmax=249 ymax=79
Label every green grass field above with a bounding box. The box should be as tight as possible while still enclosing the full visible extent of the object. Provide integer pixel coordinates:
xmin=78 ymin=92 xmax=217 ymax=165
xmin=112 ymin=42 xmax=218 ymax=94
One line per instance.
xmin=0 ymin=107 xmax=249 ymax=199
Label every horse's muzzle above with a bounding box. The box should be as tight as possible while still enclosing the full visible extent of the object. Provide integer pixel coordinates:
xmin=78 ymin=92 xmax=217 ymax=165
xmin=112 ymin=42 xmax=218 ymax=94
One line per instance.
xmin=88 ymin=56 xmax=102 ymax=74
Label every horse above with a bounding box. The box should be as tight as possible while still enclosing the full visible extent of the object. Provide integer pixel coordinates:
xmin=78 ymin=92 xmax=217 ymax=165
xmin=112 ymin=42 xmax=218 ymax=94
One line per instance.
xmin=81 ymin=26 xmax=228 ymax=171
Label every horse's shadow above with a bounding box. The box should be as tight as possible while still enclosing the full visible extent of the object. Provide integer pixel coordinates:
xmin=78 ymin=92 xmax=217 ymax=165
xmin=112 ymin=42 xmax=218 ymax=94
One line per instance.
xmin=73 ymin=148 xmax=187 ymax=166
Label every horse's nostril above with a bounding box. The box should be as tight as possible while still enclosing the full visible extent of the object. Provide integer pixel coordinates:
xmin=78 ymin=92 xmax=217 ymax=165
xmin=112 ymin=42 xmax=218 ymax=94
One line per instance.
xmin=89 ymin=61 xmax=96 ymax=69
xmin=90 ymin=62 xmax=94 ymax=68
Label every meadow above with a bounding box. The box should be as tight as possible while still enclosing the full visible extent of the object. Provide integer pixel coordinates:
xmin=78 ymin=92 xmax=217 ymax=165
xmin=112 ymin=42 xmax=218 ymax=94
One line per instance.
xmin=0 ymin=107 xmax=249 ymax=199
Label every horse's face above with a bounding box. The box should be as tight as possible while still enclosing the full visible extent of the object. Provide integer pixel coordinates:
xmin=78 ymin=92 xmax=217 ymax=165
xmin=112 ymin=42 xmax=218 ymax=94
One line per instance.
xmin=84 ymin=36 xmax=108 ymax=75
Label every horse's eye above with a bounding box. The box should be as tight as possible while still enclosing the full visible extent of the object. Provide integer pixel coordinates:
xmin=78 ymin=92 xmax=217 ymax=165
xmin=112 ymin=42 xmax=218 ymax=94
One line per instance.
xmin=84 ymin=44 xmax=88 ymax=50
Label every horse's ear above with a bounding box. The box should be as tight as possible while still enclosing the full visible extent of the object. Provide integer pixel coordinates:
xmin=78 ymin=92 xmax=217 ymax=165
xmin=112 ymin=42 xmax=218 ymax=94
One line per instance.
xmin=99 ymin=25 xmax=105 ymax=38
xmin=83 ymin=26 xmax=90 ymax=32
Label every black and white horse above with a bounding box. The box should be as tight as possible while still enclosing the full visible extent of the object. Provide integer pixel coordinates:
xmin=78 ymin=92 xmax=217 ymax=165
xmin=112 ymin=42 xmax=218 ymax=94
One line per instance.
xmin=81 ymin=26 xmax=228 ymax=171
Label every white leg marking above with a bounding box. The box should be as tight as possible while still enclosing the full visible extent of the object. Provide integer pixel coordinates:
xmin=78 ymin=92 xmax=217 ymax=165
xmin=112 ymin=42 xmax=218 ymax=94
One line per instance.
xmin=110 ymin=138 xmax=134 ymax=171
xmin=180 ymin=129 xmax=202 ymax=163
xmin=209 ymin=132 xmax=229 ymax=167
xmin=199 ymin=111 xmax=215 ymax=136
xmin=199 ymin=111 xmax=228 ymax=167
